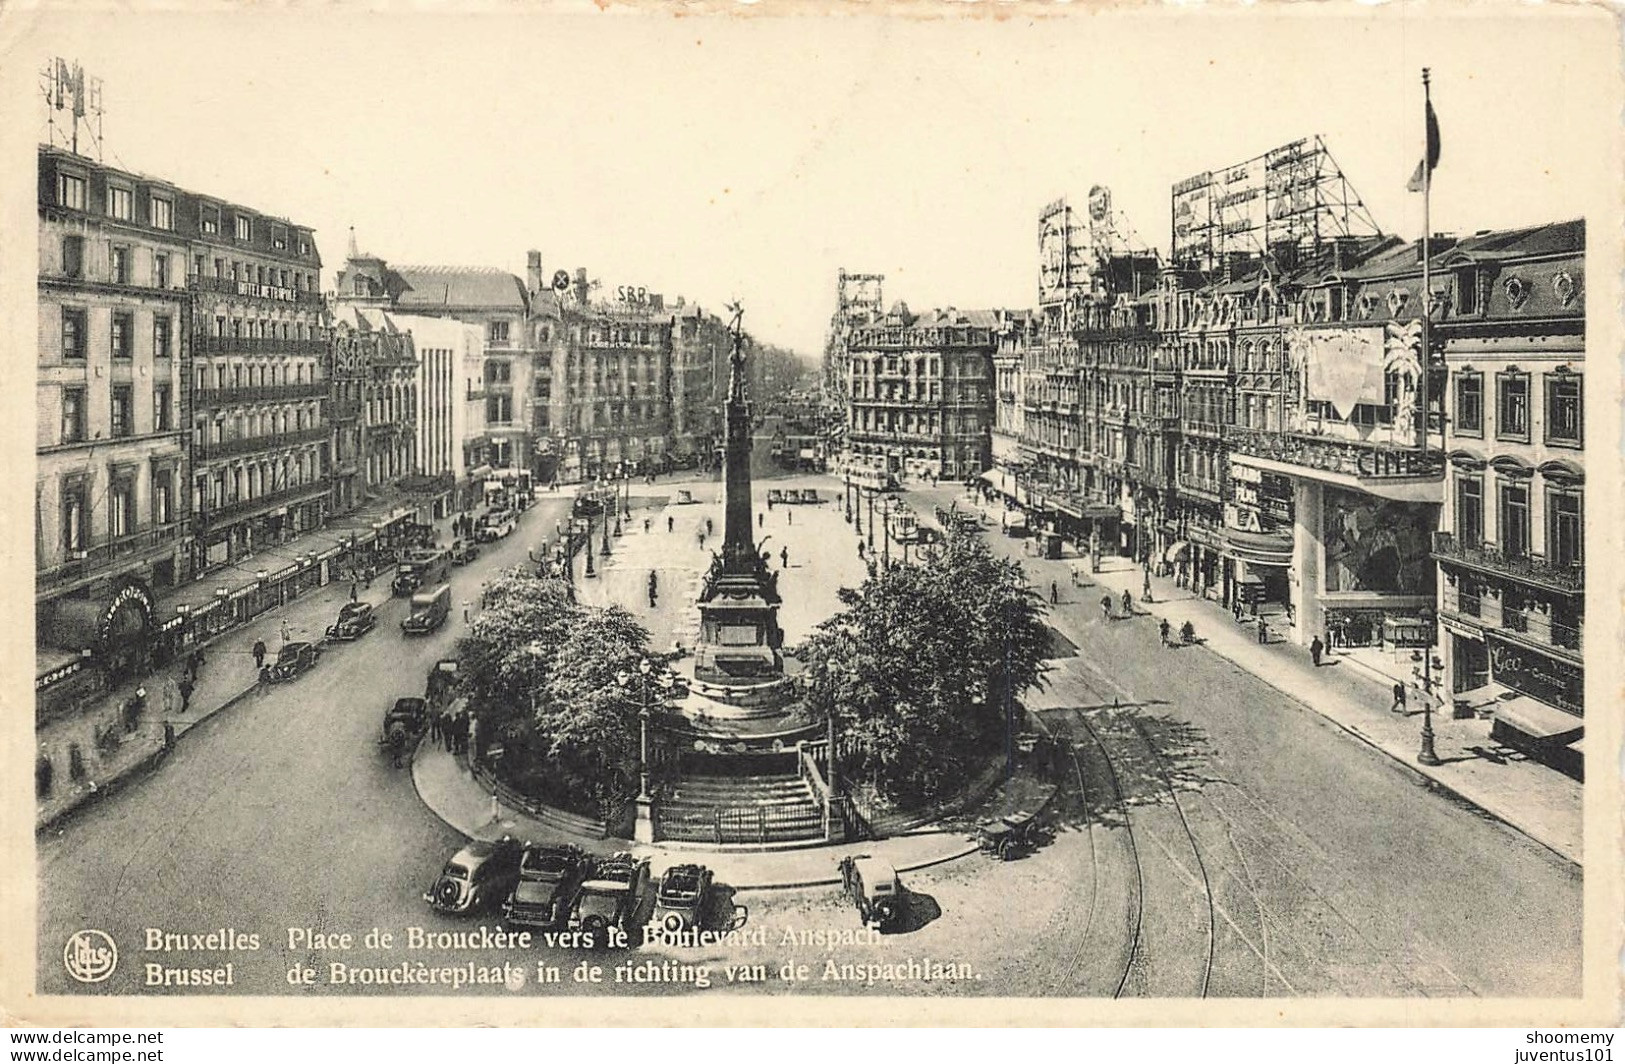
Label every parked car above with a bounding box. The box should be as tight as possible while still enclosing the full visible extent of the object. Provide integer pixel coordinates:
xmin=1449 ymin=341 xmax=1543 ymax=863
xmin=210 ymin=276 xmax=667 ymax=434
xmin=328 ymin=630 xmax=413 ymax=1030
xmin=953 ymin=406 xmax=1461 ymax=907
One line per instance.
xmin=567 ymin=852 xmax=651 ymax=946
xmin=837 ymin=855 xmax=904 ymax=931
xmin=502 ymin=844 xmax=589 ymax=930
xmin=651 ymin=863 xmax=713 ymax=931
xmin=448 ymin=539 xmax=481 ymax=566
xmin=402 ymin=584 xmax=452 ymax=635
xmin=266 ymin=641 xmax=321 ymax=683
xmin=324 ymin=601 xmax=376 ymax=642
xmin=424 ymin=836 xmax=525 ymax=915
xmin=425 ymin=658 xmax=461 ymax=708
xmin=380 ymin=697 xmax=429 ymax=763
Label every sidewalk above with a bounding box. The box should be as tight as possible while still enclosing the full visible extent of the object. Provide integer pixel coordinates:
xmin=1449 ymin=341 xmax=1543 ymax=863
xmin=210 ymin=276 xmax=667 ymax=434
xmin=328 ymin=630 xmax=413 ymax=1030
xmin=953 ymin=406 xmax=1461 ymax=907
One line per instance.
xmin=410 ymin=739 xmax=982 ymax=891
xmin=35 ymin=507 xmax=466 ymax=834
xmin=902 ymin=482 xmax=1583 ymax=867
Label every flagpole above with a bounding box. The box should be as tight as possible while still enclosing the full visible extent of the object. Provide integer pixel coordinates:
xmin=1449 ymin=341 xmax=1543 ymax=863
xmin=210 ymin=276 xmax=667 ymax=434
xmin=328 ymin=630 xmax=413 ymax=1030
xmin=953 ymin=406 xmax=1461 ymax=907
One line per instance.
xmin=1420 ymin=67 xmax=1432 ymax=450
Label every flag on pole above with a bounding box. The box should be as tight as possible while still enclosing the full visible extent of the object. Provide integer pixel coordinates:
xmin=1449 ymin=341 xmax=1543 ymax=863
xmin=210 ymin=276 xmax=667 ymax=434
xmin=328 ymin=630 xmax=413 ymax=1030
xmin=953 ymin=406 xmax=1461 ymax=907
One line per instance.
xmin=1406 ymin=97 xmax=1441 ymax=192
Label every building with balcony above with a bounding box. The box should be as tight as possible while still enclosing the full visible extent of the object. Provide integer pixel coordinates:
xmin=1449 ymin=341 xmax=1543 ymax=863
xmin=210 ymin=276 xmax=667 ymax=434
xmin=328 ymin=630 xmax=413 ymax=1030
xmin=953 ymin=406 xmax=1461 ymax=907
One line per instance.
xmin=36 ymin=145 xmax=192 ymax=682
xmin=842 ymin=302 xmax=998 ymax=481
xmin=1428 ymin=220 xmax=1584 ymax=769
xmin=181 ymin=181 xmax=328 ymax=573
xmin=329 ymin=306 xmax=419 ymax=513
xmin=388 ymin=313 xmax=480 ymax=514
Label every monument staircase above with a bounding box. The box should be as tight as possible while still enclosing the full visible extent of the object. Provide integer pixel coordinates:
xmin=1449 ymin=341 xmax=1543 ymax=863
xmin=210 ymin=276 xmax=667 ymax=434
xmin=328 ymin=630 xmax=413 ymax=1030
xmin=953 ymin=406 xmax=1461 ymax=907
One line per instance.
xmin=658 ymin=762 xmax=826 ymax=846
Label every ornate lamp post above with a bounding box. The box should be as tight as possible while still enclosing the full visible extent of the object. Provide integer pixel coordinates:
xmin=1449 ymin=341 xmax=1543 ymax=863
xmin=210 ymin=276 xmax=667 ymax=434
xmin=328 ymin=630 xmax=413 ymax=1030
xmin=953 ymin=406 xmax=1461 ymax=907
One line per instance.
xmin=866 ymin=488 xmax=875 ymax=548
xmin=1415 ymin=608 xmax=1443 ymax=766
xmin=844 ymin=472 xmax=853 ymax=523
xmin=601 ymin=497 xmax=613 ymax=556
xmin=617 ymin=657 xmax=658 ymax=843
xmin=584 ymin=511 xmax=597 ymax=578
xmin=881 ymin=496 xmax=892 ymax=568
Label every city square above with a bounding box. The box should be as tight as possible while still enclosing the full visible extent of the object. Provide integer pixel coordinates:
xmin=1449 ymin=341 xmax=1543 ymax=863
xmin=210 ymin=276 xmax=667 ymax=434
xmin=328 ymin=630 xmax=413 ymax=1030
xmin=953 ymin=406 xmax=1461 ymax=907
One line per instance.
xmin=21 ymin=10 xmax=1604 ymax=1017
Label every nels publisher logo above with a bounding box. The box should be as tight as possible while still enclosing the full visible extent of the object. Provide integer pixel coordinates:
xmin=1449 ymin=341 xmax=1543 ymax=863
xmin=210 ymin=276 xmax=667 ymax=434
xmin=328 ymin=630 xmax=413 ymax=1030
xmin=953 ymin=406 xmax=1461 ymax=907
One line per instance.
xmin=63 ymin=929 xmax=118 ymax=983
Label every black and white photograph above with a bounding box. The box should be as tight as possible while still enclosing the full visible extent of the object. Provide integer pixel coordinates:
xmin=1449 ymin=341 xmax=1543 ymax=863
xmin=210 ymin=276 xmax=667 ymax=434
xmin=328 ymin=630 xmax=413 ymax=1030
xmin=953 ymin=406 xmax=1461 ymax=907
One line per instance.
xmin=4 ymin=3 xmax=1620 ymax=1029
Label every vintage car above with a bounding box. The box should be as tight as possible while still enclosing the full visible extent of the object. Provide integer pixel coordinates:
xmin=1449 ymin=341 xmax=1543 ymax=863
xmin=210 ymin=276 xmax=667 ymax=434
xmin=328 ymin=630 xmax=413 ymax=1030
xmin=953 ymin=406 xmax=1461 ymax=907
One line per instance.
xmin=571 ymin=491 xmax=605 ymax=517
xmin=976 ymin=811 xmax=1042 ymax=862
xmin=501 ymin=844 xmax=589 ymax=930
xmin=766 ymin=489 xmax=785 ymax=505
xmin=448 ymin=539 xmax=481 ymax=566
xmin=837 ymin=855 xmax=904 ymax=932
xmin=266 ymin=641 xmax=321 ymax=683
xmin=392 ymin=548 xmax=452 ymax=597
xmin=324 ymin=601 xmax=377 ymax=642
xmin=380 ymin=697 xmax=429 ymax=764
xmin=567 ymin=852 xmax=651 ymax=946
xmin=650 ymin=863 xmax=713 ymax=931
xmin=401 ymin=584 xmax=451 ymax=636
xmin=425 ymin=658 xmax=461 ymax=707
xmin=424 ymin=836 xmax=525 ymax=916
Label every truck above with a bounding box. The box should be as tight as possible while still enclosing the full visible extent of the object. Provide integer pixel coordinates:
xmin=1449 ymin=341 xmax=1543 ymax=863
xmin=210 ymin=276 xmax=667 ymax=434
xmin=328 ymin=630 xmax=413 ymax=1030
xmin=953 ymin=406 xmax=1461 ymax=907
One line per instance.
xmin=392 ymin=548 xmax=451 ymax=597
xmin=401 ymin=583 xmax=452 ymax=636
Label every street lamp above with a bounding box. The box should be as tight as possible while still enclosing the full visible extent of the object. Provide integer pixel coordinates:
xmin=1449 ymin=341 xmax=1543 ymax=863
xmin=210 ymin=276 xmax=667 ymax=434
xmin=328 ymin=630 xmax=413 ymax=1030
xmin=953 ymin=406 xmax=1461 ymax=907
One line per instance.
xmin=636 ymin=657 xmax=654 ymax=801
xmin=843 ymin=472 xmax=852 ymax=524
xmin=881 ymin=497 xmax=891 ymax=568
xmin=1415 ymin=608 xmax=1443 ymax=766
xmin=584 ymin=511 xmax=597 ymax=578
xmin=866 ymin=488 xmax=875 ymax=548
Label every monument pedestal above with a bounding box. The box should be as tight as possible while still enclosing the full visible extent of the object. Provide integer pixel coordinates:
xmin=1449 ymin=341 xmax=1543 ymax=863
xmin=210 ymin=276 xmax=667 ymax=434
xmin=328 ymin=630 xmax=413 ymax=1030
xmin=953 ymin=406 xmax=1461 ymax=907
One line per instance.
xmin=634 ymin=795 xmax=654 ymax=843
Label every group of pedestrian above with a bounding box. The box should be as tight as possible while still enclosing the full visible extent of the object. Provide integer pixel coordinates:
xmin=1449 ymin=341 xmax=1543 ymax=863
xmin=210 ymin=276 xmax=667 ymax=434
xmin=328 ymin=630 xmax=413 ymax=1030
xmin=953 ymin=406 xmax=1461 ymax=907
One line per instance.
xmin=431 ymin=710 xmax=471 ymax=755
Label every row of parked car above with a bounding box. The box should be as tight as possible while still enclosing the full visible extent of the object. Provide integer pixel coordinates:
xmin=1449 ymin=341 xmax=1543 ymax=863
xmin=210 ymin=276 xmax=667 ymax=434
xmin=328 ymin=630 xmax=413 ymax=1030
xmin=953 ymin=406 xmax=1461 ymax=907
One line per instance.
xmin=423 ymin=838 xmax=912 ymax=945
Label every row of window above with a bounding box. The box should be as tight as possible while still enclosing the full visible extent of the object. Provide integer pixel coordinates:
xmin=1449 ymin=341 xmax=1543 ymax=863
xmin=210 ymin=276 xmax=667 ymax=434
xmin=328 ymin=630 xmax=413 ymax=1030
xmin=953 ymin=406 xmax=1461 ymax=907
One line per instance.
xmin=194 ymin=451 xmax=323 ymax=513
xmin=1454 ymin=475 xmax=1583 ymax=569
xmin=198 ymin=404 xmax=323 ymax=446
xmin=59 ymin=307 xmax=175 ymax=361
xmin=54 ymin=172 xmax=311 ymax=254
xmin=1453 ymin=370 xmax=1581 ymax=446
xmin=208 ymin=315 xmax=322 ymax=341
xmin=195 ymin=359 xmax=323 ymax=393
xmin=59 ymin=236 xmax=178 ymax=289
xmin=59 ymin=383 xmax=174 ymax=445
xmin=198 ymin=256 xmax=317 ymax=294
xmin=56 ymin=465 xmax=178 ymax=555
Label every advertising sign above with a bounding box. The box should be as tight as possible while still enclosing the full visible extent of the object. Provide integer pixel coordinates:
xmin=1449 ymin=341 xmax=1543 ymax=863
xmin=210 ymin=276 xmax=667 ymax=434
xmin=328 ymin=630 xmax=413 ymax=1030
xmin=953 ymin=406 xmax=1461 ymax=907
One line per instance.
xmin=1488 ymin=634 xmax=1584 ymax=713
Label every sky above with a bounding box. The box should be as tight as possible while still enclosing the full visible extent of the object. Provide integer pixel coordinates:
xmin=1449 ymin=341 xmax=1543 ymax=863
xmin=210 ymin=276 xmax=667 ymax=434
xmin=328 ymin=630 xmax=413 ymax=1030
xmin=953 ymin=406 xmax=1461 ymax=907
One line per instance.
xmin=8 ymin=6 xmax=1616 ymax=357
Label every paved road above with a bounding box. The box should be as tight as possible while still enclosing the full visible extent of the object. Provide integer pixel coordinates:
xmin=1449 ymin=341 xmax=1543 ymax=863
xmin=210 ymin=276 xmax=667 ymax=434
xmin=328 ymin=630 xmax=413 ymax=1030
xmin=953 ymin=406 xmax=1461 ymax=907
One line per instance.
xmin=36 ymin=471 xmax=1580 ymax=999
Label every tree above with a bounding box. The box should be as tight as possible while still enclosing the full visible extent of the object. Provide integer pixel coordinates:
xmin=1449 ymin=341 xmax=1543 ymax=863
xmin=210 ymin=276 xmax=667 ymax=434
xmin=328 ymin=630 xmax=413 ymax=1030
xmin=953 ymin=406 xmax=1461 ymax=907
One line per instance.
xmin=797 ymin=529 xmax=1049 ymax=809
xmin=455 ymin=570 xmax=655 ymax=817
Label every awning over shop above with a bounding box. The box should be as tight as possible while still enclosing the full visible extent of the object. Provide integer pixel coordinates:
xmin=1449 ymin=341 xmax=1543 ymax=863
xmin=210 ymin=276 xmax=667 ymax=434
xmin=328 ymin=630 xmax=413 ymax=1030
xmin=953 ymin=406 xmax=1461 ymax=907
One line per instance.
xmin=1164 ymin=540 xmax=1191 ymax=563
xmin=979 ymin=468 xmax=1020 ymax=500
xmin=1493 ymin=696 xmax=1583 ymax=744
xmin=1450 ymin=683 xmax=1505 ymax=715
xmin=1222 ymin=527 xmax=1294 ymax=566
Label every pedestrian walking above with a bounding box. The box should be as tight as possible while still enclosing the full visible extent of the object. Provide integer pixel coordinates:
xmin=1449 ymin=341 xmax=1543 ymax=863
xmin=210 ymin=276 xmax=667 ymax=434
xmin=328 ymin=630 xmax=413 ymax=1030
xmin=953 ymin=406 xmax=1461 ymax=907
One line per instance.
xmin=644 ymin=518 xmax=652 ymax=534
xmin=705 ymin=517 xmax=713 ymax=536
xmin=178 ymin=676 xmax=194 ymax=713
xmin=429 ymin=712 xmax=441 ymax=744
xmin=857 ymin=541 xmax=866 ymax=559
xmin=1257 ymin=618 xmax=1269 ymax=644
xmin=1159 ymin=618 xmax=1171 ymax=647
xmin=667 ymin=515 xmax=675 ymax=533
xmin=252 ymin=639 xmax=267 ymax=670
xmin=258 ymin=665 xmax=272 ymax=694
xmin=698 ymin=531 xmax=707 ymax=551
xmin=463 ymin=601 xmax=472 ymax=624
xmin=1121 ymin=589 xmax=1132 ymax=616
xmin=442 ymin=714 xmax=455 ymax=752
xmin=1142 ymin=571 xmax=1152 ymax=602
xmin=1309 ymin=635 xmax=1324 ymax=667
xmin=758 ymin=512 xmax=764 ymax=528
xmin=787 ymin=510 xmax=793 ymax=526
xmin=780 ymin=546 xmax=789 ymax=569
xmin=1391 ymin=681 xmax=1408 ymax=714
xmin=1049 ymin=581 xmax=1059 ymax=605
xmin=350 ymin=580 xmax=359 ymax=602
xmin=279 ymin=619 xmax=291 ymax=645
xmin=1100 ymin=594 xmax=1113 ymax=620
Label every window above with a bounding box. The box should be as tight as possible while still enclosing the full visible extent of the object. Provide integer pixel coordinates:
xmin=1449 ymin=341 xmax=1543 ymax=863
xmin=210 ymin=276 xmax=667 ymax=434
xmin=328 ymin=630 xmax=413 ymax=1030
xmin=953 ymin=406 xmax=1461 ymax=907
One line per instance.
xmin=1455 ymin=475 xmax=1483 ymax=548
xmin=110 ymin=245 xmax=130 ymax=285
xmin=111 ymin=312 xmax=133 ymax=358
xmin=155 ymin=383 xmax=172 ymax=431
xmin=153 ymin=315 xmax=172 ymax=359
xmin=153 ymin=468 xmax=173 ymax=525
xmin=486 ymin=394 xmax=513 ymax=424
xmin=1455 ymin=269 xmax=1478 ymax=315
xmin=153 ymin=253 xmax=170 ymax=289
xmin=200 ymin=205 xmax=219 ymax=234
xmin=485 ymin=360 xmax=512 ymax=385
xmin=271 ymin=226 xmax=287 ymax=250
xmin=1454 ymin=372 xmax=1483 ymax=436
xmin=193 ymin=254 xmax=204 ymax=277
xmin=298 ymin=238 xmax=310 ymax=256
xmin=1498 ymin=480 xmax=1530 ymax=558
xmin=57 ymin=172 xmax=88 ymax=210
xmin=61 ymin=387 xmax=86 ymax=444
xmin=150 ymin=195 xmax=173 ymax=230
xmin=107 ymin=186 xmax=133 ymax=221
xmin=110 ymin=475 xmax=134 ymax=539
xmin=1545 ymin=374 xmax=1582 ymax=445
xmin=62 ymin=479 xmax=87 ymax=552
xmin=111 ymin=385 xmax=134 ymax=438
xmin=1547 ymin=488 xmax=1582 ymax=569
xmin=234 ymin=215 xmax=252 ymax=241
xmin=61 ymin=235 xmax=84 ymax=278
xmin=61 ymin=308 xmax=87 ymax=359
xmin=1496 ymin=372 xmax=1529 ymax=440
xmin=488 ymin=321 xmax=511 ymax=345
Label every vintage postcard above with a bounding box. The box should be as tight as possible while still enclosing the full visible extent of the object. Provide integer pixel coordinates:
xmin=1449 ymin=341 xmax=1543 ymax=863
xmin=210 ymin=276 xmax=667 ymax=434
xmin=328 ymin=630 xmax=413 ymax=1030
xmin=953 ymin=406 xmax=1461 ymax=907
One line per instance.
xmin=1 ymin=1 xmax=1619 ymax=1029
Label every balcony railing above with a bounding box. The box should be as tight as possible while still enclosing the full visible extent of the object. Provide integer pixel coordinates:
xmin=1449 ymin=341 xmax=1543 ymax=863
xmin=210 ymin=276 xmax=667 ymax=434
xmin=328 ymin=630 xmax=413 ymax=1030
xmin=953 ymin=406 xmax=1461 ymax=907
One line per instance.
xmin=195 ymin=480 xmax=328 ymax=527
xmin=1432 ymin=532 xmax=1583 ymax=594
xmin=195 ymin=425 xmax=329 ymax=460
xmin=1441 ymin=586 xmax=1583 ymax=655
xmin=193 ymin=381 xmax=330 ymax=406
xmin=38 ymin=523 xmax=184 ymax=592
xmin=194 ymin=336 xmax=329 ymax=356
xmin=188 ymin=273 xmax=325 ymax=306
xmin=1228 ymin=429 xmax=1445 ymax=480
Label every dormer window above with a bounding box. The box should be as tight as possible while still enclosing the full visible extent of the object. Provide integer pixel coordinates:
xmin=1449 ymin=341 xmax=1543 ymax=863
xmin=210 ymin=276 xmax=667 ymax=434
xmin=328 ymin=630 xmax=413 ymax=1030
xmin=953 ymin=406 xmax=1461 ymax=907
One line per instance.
xmin=1455 ymin=268 xmax=1478 ymax=314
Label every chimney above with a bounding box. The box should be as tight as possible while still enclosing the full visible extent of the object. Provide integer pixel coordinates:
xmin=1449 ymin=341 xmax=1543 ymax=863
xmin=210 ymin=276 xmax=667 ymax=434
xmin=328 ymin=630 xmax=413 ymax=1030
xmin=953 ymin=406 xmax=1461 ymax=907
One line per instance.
xmin=347 ymin=227 xmax=359 ymax=260
xmin=573 ymin=267 xmax=590 ymax=306
xmin=526 ymin=250 xmax=543 ymax=296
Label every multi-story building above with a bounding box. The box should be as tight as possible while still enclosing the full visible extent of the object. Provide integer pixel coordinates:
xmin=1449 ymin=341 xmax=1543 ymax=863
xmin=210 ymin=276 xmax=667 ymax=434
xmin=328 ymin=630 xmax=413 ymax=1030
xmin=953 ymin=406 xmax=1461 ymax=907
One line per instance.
xmin=842 ymin=302 xmax=997 ymax=481
xmin=329 ymin=306 xmax=419 ymax=512
xmin=36 ymin=146 xmax=191 ymax=681
xmin=389 ymin=313 xmax=481 ymax=511
xmin=181 ymin=185 xmax=328 ymax=573
xmin=1428 ymin=220 xmax=1584 ymax=769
